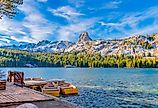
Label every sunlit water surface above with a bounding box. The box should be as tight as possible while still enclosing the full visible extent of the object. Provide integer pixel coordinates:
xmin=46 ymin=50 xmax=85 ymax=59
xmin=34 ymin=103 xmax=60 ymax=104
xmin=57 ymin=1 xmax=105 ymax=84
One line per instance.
xmin=1 ymin=68 xmax=158 ymax=108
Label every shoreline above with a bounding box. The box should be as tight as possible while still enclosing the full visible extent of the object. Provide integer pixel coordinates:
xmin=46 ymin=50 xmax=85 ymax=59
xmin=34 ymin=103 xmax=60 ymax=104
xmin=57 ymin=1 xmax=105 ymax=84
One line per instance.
xmin=0 ymin=67 xmax=158 ymax=69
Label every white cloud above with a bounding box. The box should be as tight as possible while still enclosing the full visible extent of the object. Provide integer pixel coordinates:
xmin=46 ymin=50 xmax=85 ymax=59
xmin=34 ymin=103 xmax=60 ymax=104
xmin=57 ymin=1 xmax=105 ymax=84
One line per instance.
xmin=0 ymin=18 xmax=35 ymax=43
xmin=0 ymin=0 xmax=95 ymax=43
xmin=99 ymin=22 xmax=122 ymax=27
xmin=57 ymin=18 xmax=98 ymax=41
xmin=22 ymin=10 xmax=55 ymax=41
xmin=99 ymin=6 xmax=158 ymax=37
xmin=68 ymin=0 xmax=85 ymax=8
xmin=104 ymin=0 xmax=122 ymax=9
xmin=130 ymin=24 xmax=158 ymax=36
xmin=0 ymin=18 xmax=26 ymax=35
xmin=37 ymin=0 xmax=47 ymax=2
xmin=4 ymin=0 xmax=157 ymax=43
xmin=0 ymin=0 xmax=56 ymax=43
xmin=48 ymin=5 xmax=96 ymax=41
xmin=10 ymin=36 xmax=34 ymax=43
xmin=47 ymin=5 xmax=91 ymax=41
xmin=48 ymin=6 xmax=84 ymax=21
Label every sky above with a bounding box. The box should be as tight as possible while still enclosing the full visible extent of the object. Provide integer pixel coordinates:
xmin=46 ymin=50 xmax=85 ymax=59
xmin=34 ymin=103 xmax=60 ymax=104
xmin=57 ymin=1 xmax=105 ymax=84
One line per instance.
xmin=0 ymin=0 xmax=158 ymax=43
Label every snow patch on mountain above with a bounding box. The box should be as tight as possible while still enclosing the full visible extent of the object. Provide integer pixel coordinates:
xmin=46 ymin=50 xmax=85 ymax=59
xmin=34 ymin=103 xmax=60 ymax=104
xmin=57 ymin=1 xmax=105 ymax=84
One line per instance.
xmin=65 ymin=33 xmax=158 ymax=57
xmin=0 ymin=38 xmax=73 ymax=52
xmin=1 ymin=32 xmax=158 ymax=57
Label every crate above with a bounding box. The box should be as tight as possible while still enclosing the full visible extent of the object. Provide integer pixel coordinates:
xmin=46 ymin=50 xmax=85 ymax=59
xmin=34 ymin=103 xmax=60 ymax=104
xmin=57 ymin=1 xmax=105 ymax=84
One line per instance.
xmin=0 ymin=80 xmax=6 ymax=90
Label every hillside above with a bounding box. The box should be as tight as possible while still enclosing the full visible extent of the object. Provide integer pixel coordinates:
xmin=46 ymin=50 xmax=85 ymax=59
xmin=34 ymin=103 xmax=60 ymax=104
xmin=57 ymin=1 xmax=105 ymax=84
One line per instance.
xmin=0 ymin=48 xmax=158 ymax=68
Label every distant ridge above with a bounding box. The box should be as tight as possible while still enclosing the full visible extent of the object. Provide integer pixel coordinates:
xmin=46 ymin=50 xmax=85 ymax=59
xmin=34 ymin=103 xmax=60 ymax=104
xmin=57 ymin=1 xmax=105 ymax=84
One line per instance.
xmin=0 ymin=32 xmax=158 ymax=57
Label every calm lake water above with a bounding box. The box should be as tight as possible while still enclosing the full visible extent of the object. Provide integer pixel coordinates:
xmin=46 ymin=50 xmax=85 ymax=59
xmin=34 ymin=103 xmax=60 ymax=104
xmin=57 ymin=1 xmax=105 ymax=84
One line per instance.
xmin=1 ymin=68 xmax=158 ymax=108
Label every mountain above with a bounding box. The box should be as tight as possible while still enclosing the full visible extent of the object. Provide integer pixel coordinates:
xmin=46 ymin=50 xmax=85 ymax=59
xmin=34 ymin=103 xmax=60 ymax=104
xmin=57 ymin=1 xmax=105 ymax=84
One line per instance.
xmin=31 ymin=40 xmax=73 ymax=52
xmin=77 ymin=32 xmax=92 ymax=43
xmin=65 ymin=32 xmax=158 ymax=57
xmin=0 ymin=39 xmax=73 ymax=52
xmin=0 ymin=32 xmax=158 ymax=57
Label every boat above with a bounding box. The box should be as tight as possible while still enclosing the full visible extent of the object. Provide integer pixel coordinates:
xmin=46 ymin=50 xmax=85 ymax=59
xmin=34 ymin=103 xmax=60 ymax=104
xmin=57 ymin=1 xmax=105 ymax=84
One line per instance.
xmin=60 ymin=84 xmax=78 ymax=95
xmin=25 ymin=77 xmax=44 ymax=81
xmin=64 ymin=65 xmax=76 ymax=68
xmin=48 ymin=79 xmax=78 ymax=95
xmin=42 ymin=83 xmax=60 ymax=97
xmin=24 ymin=77 xmax=47 ymax=91
xmin=24 ymin=78 xmax=78 ymax=96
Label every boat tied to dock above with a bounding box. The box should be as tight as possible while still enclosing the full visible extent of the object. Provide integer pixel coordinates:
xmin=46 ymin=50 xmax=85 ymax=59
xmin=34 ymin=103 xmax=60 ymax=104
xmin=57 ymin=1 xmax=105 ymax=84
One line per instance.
xmin=47 ymin=79 xmax=78 ymax=95
xmin=6 ymin=71 xmax=78 ymax=97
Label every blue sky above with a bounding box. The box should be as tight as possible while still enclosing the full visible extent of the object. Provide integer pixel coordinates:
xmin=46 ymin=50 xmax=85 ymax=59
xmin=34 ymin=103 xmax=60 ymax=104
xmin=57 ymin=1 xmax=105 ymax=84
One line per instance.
xmin=0 ymin=0 xmax=158 ymax=43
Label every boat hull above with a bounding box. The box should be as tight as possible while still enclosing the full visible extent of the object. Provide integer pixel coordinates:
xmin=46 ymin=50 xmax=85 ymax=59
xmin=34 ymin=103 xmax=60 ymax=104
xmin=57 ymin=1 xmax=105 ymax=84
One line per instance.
xmin=61 ymin=87 xmax=78 ymax=95
xmin=42 ymin=89 xmax=60 ymax=97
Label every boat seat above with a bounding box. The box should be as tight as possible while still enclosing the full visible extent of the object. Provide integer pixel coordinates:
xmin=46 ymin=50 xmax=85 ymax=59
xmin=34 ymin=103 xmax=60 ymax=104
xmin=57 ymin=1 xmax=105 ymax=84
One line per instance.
xmin=60 ymin=86 xmax=74 ymax=89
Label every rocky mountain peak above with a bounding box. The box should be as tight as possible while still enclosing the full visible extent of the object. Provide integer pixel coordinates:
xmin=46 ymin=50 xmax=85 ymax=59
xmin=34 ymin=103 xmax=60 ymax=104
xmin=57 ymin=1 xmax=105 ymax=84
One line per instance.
xmin=37 ymin=40 xmax=51 ymax=46
xmin=154 ymin=33 xmax=158 ymax=38
xmin=78 ymin=32 xmax=92 ymax=43
xmin=153 ymin=33 xmax=158 ymax=43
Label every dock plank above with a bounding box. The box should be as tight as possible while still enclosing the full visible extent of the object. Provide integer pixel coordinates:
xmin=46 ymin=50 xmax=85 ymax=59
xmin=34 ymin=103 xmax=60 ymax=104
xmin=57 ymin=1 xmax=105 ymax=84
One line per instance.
xmin=0 ymin=82 xmax=79 ymax=108
xmin=0 ymin=82 xmax=54 ymax=106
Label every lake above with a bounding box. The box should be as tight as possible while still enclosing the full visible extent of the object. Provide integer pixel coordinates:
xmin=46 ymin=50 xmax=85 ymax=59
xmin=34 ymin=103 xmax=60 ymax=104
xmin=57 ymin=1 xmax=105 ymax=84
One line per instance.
xmin=1 ymin=68 xmax=158 ymax=108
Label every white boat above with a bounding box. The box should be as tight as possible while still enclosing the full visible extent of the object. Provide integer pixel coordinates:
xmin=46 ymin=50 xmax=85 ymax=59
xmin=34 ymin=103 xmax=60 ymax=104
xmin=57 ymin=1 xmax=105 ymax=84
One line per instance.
xmin=64 ymin=65 xmax=76 ymax=68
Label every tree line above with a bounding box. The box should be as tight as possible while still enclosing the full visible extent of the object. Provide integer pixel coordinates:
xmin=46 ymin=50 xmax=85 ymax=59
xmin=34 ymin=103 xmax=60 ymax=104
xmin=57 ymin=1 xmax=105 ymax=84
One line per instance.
xmin=0 ymin=48 xmax=158 ymax=68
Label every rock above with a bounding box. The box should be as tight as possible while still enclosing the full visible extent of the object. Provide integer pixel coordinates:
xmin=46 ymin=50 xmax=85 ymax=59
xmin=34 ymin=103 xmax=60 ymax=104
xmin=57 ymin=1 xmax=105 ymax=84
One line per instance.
xmin=77 ymin=32 xmax=92 ymax=43
xmin=16 ymin=103 xmax=38 ymax=108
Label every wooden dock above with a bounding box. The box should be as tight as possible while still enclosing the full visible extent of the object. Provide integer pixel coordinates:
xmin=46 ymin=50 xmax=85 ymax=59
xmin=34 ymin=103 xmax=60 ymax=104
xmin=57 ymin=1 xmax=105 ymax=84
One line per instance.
xmin=0 ymin=82 xmax=79 ymax=108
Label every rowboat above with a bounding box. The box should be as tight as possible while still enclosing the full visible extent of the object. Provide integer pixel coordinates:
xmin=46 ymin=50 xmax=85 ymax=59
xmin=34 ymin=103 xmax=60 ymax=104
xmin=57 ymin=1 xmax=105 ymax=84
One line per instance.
xmin=24 ymin=78 xmax=78 ymax=96
xmin=48 ymin=79 xmax=78 ymax=95
xmin=24 ymin=77 xmax=47 ymax=91
xmin=42 ymin=83 xmax=60 ymax=97
xmin=24 ymin=77 xmax=47 ymax=86
xmin=60 ymin=84 xmax=78 ymax=95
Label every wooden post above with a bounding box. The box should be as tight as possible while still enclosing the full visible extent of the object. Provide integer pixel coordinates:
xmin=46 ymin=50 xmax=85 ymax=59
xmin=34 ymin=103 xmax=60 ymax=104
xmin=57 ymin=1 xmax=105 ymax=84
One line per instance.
xmin=7 ymin=71 xmax=14 ymax=82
